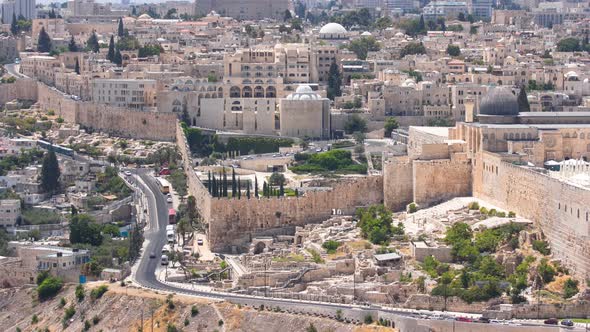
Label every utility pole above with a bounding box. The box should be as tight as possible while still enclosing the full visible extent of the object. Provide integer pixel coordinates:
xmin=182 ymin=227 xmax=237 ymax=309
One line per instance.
xmin=151 ymin=307 xmax=154 ymax=332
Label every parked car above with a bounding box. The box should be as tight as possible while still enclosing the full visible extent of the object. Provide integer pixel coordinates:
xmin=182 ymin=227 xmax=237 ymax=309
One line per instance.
xmin=161 ymin=255 xmax=169 ymax=265
xmin=455 ymin=317 xmax=472 ymax=322
xmin=544 ymin=318 xmax=559 ymax=325
xmin=561 ymin=319 xmax=574 ymax=327
xmin=197 ymin=238 xmax=204 ymax=246
xmin=149 ymin=252 xmax=156 ymax=259
xmin=124 ymin=171 xmax=132 ymax=176
xmin=167 ymin=197 xmax=173 ymax=203
xmin=477 ymin=317 xmax=490 ymax=323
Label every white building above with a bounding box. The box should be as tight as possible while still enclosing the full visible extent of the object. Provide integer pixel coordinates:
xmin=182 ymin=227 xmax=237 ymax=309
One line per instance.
xmin=279 ymin=85 xmax=330 ymax=139
xmin=0 ymin=0 xmax=36 ymax=24
xmin=91 ymin=79 xmax=158 ymax=110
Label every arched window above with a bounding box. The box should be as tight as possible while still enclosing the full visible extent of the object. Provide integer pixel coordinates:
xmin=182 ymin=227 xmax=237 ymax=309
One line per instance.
xmin=266 ymin=86 xmax=276 ymax=98
xmin=254 ymin=86 xmax=264 ymax=98
xmin=230 ymin=86 xmax=241 ymax=98
xmin=217 ymin=87 xmax=223 ymax=98
xmin=243 ymin=86 xmax=253 ymax=98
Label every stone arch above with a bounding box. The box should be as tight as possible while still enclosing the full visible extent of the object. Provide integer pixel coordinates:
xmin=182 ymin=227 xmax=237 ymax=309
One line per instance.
xmin=243 ymin=86 xmax=253 ymax=98
xmin=254 ymin=86 xmax=264 ymax=98
xmin=253 ymin=242 xmax=266 ymax=254
xmin=230 ymin=86 xmax=241 ymax=98
xmin=266 ymin=86 xmax=276 ymax=98
xmin=217 ymin=87 xmax=223 ymax=98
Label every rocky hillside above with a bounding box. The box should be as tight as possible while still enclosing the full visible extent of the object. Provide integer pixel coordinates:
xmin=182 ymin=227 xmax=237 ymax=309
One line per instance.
xmin=0 ymin=283 xmax=396 ymax=332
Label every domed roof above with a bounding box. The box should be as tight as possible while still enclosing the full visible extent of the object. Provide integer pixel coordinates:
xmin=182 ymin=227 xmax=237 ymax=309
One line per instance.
xmin=319 ymin=23 xmax=347 ymax=35
xmin=361 ymin=31 xmax=372 ymax=36
xmin=286 ymin=85 xmax=322 ymax=101
xmin=138 ymin=13 xmax=152 ymax=20
xmin=295 ymin=85 xmax=313 ymax=93
xmin=479 ymin=87 xmax=519 ymax=116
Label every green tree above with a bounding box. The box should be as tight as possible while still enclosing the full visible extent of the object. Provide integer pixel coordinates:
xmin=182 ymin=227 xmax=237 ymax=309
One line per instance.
xmin=446 ymin=44 xmax=460 ymax=57
xmin=37 ymin=276 xmax=63 ymax=300
xmin=418 ymin=15 xmax=426 ymax=34
xmin=283 ymin=9 xmax=292 ymax=21
xmin=37 ymin=27 xmax=52 ymax=52
xmin=458 ymin=12 xmax=466 ymax=21
xmin=374 ymin=16 xmax=392 ymax=30
xmin=538 ymin=258 xmax=556 ymax=284
xmin=74 ymin=58 xmax=80 ymax=75
xmin=69 ymin=214 xmax=103 ymax=246
xmin=138 ymin=44 xmax=163 ymax=57
xmin=347 ymin=36 xmax=380 ymax=60
xmin=10 ymin=13 xmax=18 ymax=35
xmin=68 ymin=36 xmax=78 ymax=52
xmin=557 ymin=37 xmax=581 ymax=52
xmin=344 ymin=114 xmax=368 ymax=134
xmin=384 ymin=117 xmax=399 ymax=137
xmin=356 ymin=205 xmax=393 ymax=245
xmin=327 ymin=61 xmax=342 ymax=100
xmin=563 ymin=278 xmax=579 ymax=298
xmin=41 ymin=150 xmax=60 ymax=194
xmin=36 ymin=270 xmax=50 ymax=285
xmin=269 ymin=172 xmax=286 ymax=186
xmin=400 ymin=42 xmax=426 ymax=58
xmin=107 ymin=35 xmax=115 ymax=62
xmin=87 ymin=32 xmax=99 ymax=53
xmin=113 ymin=48 xmax=122 ymax=66
xmin=75 ymin=284 xmax=85 ymax=301
xmin=517 ymin=86 xmax=530 ymax=112
xmin=118 ymin=17 xmax=125 ymax=37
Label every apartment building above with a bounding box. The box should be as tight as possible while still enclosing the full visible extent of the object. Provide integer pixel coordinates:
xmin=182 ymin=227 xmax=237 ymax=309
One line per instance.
xmin=0 ymin=199 xmax=21 ymax=227
xmin=91 ymin=79 xmax=158 ymax=110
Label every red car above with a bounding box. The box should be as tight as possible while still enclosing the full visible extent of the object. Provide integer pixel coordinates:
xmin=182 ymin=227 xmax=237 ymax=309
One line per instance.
xmin=455 ymin=317 xmax=472 ymax=322
xmin=159 ymin=168 xmax=171 ymax=175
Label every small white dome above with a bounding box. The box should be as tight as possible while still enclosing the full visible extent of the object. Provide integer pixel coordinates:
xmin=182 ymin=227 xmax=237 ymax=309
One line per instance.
xmin=319 ymin=23 xmax=347 ymax=35
xmin=361 ymin=31 xmax=372 ymax=36
xmin=296 ymin=85 xmax=313 ymax=93
xmin=565 ymin=71 xmax=578 ymax=77
xmin=138 ymin=14 xmax=152 ymax=20
xmin=286 ymin=84 xmax=321 ymax=101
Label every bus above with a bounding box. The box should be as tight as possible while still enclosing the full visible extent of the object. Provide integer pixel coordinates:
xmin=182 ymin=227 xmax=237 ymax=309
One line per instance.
xmin=157 ymin=178 xmax=170 ymax=194
xmin=168 ymin=208 xmax=176 ymax=224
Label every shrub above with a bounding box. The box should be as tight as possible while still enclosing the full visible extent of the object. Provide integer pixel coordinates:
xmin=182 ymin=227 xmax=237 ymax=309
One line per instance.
xmin=479 ymin=207 xmax=488 ymax=215
xmin=37 ymin=276 xmax=63 ymax=301
xmin=307 ymin=249 xmax=324 ymax=264
xmin=306 ymin=323 xmax=318 ymax=332
xmin=90 ymin=285 xmax=108 ymax=300
xmin=64 ymin=305 xmax=76 ymax=321
xmin=218 ymin=319 xmax=224 ymax=326
xmin=184 ymin=318 xmax=190 ymax=326
xmin=468 ymin=202 xmax=480 ymax=210
xmin=191 ymin=305 xmax=199 ymax=316
xmin=322 ymin=240 xmax=341 ymax=254
xmin=166 ymin=323 xmax=178 ymax=332
xmin=59 ymin=297 xmax=66 ymax=308
xmin=533 ymin=240 xmax=550 ymax=255
xmin=32 ymin=314 xmax=39 ymax=324
xmin=538 ymin=259 xmax=556 ymax=284
xmin=75 ymin=284 xmax=85 ymax=302
xmin=92 ymin=315 xmax=100 ymax=325
xmin=508 ymin=211 xmax=516 ymax=217
xmin=84 ymin=320 xmax=91 ymax=331
xmin=563 ymin=278 xmax=579 ymax=299
xmin=36 ymin=270 xmax=50 ymax=285
xmin=496 ymin=211 xmax=506 ymax=217
xmin=364 ymin=314 xmax=374 ymax=324
xmin=56 ymin=117 xmax=64 ymax=123
xmin=166 ymin=294 xmax=175 ymax=310
xmin=408 ymin=202 xmax=417 ymax=213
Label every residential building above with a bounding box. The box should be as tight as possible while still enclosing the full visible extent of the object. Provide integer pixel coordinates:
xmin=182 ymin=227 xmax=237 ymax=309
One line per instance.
xmin=0 ymin=199 xmax=21 ymax=227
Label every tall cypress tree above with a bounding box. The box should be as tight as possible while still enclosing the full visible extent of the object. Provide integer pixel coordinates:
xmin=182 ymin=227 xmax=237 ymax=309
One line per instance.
xmin=74 ymin=58 xmax=80 ymax=74
xmin=107 ymin=35 xmax=115 ymax=61
xmin=113 ymin=48 xmax=122 ymax=66
xmin=517 ymin=86 xmax=530 ymax=113
xmin=327 ymin=61 xmax=341 ymax=100
xmin=41 ymin=149 xmax=60 ymax=194
xmin=118 ymin=17 xmax=125 ymax=37
xmin=246 ymin=180 xmax=251 ymax=199
xmin=10 ymin=13 xmax=17 ymax=35
xmin=254 ymin=177 xmax=259 ymax=198
xmin=37 ymin=27 xmax=52 ymax=53
xmin=207 ymin=171 xmax=212 ymax=194
xmin=87 ymin=32 xmax=99 ymax=53
xmin=68 ymin=35 xmax=78 ymax=52
xmin=295 ymin=188 xmax=299 ymax=197
xmin=237 ymin=177 xmax=241 ymax=199
xmin=231 ymin=168 xmax=237 ymax=196
xmin=222 ymin=169 xmax=228 ymax=197
xmin=418 ymin=15 xmax=426 ymax=34
xmin=263 ymin=182 xmax=267 ymax=197
xmin=279 ymin=182 xmax=284 ymax=197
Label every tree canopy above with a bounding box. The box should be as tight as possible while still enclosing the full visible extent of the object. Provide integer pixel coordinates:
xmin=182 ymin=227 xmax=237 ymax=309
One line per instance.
xmin=400 ymin=42 xmax=426 ymax=58
xmin=327 ymin=61 xmax=342 ymax=100
xmin=86 ymin=32 xmax=100 ymax=53
xmin=69 ymin=214 xmax=103 ymax=246
xmin=347 ymin=36 xmax=380 ymax=60
xmin=40 ymin=149 xmax=60 ymax=193
xmin=37 ymin=27 xmax=52 ymax=53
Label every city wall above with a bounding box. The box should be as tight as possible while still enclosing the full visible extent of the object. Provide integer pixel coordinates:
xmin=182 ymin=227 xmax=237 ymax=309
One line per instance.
xmin=485 ymin=301 xmax=590 ymax=319
xmin=0 ymin=79 xmax=38 ymax=105
xmin=413 ymin=158 xmax=472 ymax=208
xmin=383 ymin=156 xmax=413 ymax=211
xmin=37 ymin=83 xmax=176 ymax=141
xmin=474 ymin=152 xmax=590 ymax=279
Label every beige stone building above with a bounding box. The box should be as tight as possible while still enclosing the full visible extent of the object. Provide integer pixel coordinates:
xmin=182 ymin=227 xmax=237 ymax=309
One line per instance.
xmin=91 ymin=78 xmax=158 ymax=110
xmin=0 ymin=199 xmax=21 ymax=227
xmin=279 ymin=85 xmax=330 ymax=139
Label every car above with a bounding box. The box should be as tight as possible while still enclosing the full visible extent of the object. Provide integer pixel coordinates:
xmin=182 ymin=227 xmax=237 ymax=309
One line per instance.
xmin=124 ymin=171 xmax=132 ymax=176
xmin=161 ymin=255 xmax=169 ymax=265
xmin=149 ymin=252 xmax=156 ymax=259
xmin=561 ymin=319 xmax=574 ymax=327
xmin=315 ymin=148 xmax=322 ymax=152
xmin=544 ymin=318 xmax=559 ymax=325
xmin=197 ymin=239 xmax=204 ymax=246
xmin=455 ymin=317 xmax=472 ymax=322
xmin=477 ymin=317 xmax=490 ymax=323
xmin=167 ymin=197 xmax=173 ymax=203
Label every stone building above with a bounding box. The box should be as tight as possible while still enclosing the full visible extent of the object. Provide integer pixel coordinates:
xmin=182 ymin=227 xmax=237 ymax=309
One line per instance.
xmin=91 ymin=79 xmax=158 ymax=110
xmin=279 ymin=85 xmax=330 ymax=139
xmin=0 ymin=199 xmax=21 ymax=227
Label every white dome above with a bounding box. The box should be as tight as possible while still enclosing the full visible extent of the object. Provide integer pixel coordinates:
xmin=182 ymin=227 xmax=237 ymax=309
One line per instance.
xmin=565 ymin=71 xmax=578 ymax=77
xmin=361 ymin=31 xmax=372 ymax=36
xmin=138 ymin=14 xmax=152 ymax=20
xmin=296 ymin=85 xmax=313 ymax=93
xmin=319 ymin=23 xmax=347 ymax=35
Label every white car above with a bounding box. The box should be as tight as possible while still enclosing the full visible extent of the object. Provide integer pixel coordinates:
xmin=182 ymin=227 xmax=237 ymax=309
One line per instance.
xmin=167 ymin=197 xmax=173 ymax=203
xmin=197 ymin=238 xmax=204 ymax=246
xmin=124 ymin=171 xmax=132 ymax=176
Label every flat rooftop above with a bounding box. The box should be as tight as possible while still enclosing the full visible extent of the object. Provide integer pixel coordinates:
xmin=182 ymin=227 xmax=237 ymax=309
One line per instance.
xmin=410 ymin=126 xmax=450 ymax=138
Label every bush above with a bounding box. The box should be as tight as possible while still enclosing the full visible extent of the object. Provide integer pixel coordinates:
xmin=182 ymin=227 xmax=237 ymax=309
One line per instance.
xmin=408 ymin=202 xmax=417 ymax=213
xmin=36 ymin=270 xmax=50 ymax=285
xmin=166 ymin=323 xmax=178 ymax=332
xmin=90 ymin=285 xmax=108 ymax=300
xmin=533 ymin=240 xmax=550 ymax=255
xmin=508 ymin=211 xmax=516 ymax=218
xmin=92 ymin=315 xmax=100 ymax=325
xmin=218 ymin=319 xmax=224 ymax=326
xmin=357 ymin=205 xmax=394 ymax=245
xmin=468 ymin=202 xmax=479 ymax=210
xmin=184 ymin=318 xmax=190 ymax=326
xmin=538 ymin=259 xmax=556 ymax=284
xmin=322 ymin=240 xmax=341 ymax=254
xmin=307 ymin=249 xmax=324 ymax=264
xmin=191 ymin=305 xmax=199 ymax=317
xmin=564 ymin=278 xmax=579 ymax=298
xmin=37 ymin=276 xmax=63 ymax=301
xmin=64 ymin=305 xmax=76 ymax=321
xmin=364 ymin=314 xmax=374 ymax=324
xmin=32 ymin=314 xmax=39 ymax=324
xmin=84 ymin=320 xmax=91 ymax=331
xmin=59 ymin=297 xmax=66 ymax=308
xmin=75 ymin=284 xmax=85 ymax=302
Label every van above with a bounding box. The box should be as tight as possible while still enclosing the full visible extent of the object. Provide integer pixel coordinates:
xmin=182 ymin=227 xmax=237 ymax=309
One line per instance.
xmin=161 ymin=255 xmax=169 ymax=265
xmin=166 ymin=230 xmax=175 ymax=243
xmin=166 ymin=225 xmax=175 ymax=232
xmin=162 ymin=245 xmax=170 ymax=254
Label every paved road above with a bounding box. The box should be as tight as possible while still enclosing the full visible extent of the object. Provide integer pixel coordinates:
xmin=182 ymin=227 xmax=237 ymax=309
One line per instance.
xmin=4 ymin=63 xmax=26 ymax=78
xmin=131 ymin=171 xmax=579 ymax=330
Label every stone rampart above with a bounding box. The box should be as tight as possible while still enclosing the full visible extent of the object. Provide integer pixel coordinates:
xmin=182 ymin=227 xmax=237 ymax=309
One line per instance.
xmin=383 ymin=156 xmax=413 ymax=211
xmin=37 ymin=82 xmax=176 ymax=141
xmin=412 ymin=158 xmax=472 ymax=208
xmin=474 ymin=152 xmax=590 ymax=279
xmin=0 ymin=79 xmax=38 ymax=105
xmin=485 ymin=301 xmax=590 ymax=319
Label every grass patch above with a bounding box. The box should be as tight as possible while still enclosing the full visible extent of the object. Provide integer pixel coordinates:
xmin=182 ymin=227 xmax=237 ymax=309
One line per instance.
xmin=290 ymin=150 xmax=367 ymax=174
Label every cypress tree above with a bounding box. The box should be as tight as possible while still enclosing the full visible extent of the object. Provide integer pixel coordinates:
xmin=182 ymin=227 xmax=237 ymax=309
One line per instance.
xmin=87 ymin=32 xmax=99 ymax=53
xmin=237 ymin=177 xmax=241 ymax=199
xmin=231 ymin=168 xmax=237 ymax=196
xmin=279 ymin=182 xmax=284 ymax=197
xmin=327 ymin=60 xmax=342 ymax=100
xmin=418 ymin=15 xmax=426 ymax=34
xmin=118 ymin=17 xmax=125 ymax=37
xmin=246 ymin=180 xmax=251 ymax=199
xmin=263 ymin=182 xmax=267 ymax=197
xmin=107 ymin=35 xmax=115 ymax=61
xmin=41 ymin=149 xmax=60 ymax=194
xmin=517 ymin=86 xmax=530 ymax=113
xmin=37 ymin=27 xmax=52 ymax=53
xmin=10 ymin=13 xmax=17 ymax=35
xmin=295 ymin=188 xmax=299 ymax=197
xmin=68 ymin=35 xmax=78 ymax=52
xmin=222 ymin=169 xmax=228 ymax=197
xmin=254 ymin=177 xmax=259 ymax=198
xmin=113 ymin=48 xmax=122 ymax=66
xmin=207 ymin=171 xmax=212 ymax=194
xmin=212 ymin=175 xmax=217 ymax=197
xmin=74 ymin=58 xmax=80 ymax=74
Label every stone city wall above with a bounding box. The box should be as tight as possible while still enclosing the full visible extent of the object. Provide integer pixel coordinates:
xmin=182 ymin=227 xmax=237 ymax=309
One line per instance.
xmin=474 ymin=152 xmax=590 ymax=279
xmin=412 ymin=157 xmax=472 ymax=208
xmin=383 ymin=156 xmax=413 ymax=211
xmin=37 ymin=82 xmax=176 ymax=141
xmin=485 ymin=301 xmax=590 ymax=319
xmin=0 ymin=79 xmax=38 ymax=105
xmin=208 ymin=175 xmax=384 ymax=252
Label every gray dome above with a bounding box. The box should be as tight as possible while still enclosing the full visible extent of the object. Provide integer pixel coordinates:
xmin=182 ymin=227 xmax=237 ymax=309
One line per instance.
xmin=479 ymin=87 xmax=519 ymax=116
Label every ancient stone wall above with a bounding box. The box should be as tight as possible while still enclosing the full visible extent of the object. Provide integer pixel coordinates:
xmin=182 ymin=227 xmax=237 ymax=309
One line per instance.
xmin=0 ymin=79 xmax=38 ymax=105
xmin=208 ymin=176 xmax=384 ymax=252
xmin=413 ymin=158 xmax=472 ymax=208
xmin=383 ymin=156 xmax=413 ymax=211
xmin=37 ymin=82 xmax=176 ymax=141
xmin=486 ymin=301 xmax=590 ymax=319
xmin=474 ymin=152 xmax=590 ymax=279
